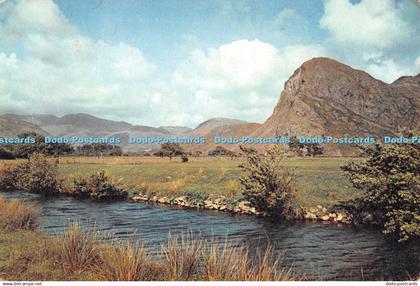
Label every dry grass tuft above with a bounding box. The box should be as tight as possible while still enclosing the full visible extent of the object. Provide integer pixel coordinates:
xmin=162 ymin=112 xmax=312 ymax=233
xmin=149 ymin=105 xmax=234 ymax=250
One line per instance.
xmin=162 ymin=233 xmax=204 ymax=280
xmin=202 ymin=240 xmax=245 ymax=280
xmin=57 ymin=222 xmax=99 ymax=274
xmin=95 ymin=242 xmax=162 ymax=281
xmin=0 ymin=197 xmax=39 ymax=230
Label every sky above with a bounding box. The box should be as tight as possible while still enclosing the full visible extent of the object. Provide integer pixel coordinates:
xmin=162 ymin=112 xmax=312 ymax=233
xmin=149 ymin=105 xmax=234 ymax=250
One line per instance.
xmin=0 ymin=0 xmax=419 ymax=127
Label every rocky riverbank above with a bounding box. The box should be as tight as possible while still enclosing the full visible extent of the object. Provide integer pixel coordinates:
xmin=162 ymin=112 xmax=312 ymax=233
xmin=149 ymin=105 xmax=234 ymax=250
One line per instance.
xmin=131 ymin=193 xmax=352 ymax=224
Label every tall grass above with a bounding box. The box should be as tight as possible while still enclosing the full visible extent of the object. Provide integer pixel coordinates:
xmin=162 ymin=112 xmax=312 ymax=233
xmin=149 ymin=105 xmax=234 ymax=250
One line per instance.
xmin=162 ymin=234 xmax=203 ymax=280
xmin=1 ymin=216 xmax=297 ymax=281
xmin=202 ymin=240 xmax=245 ymax=280
xmin=0 ymin=197 xmax=39 ymax=230
xmin=202 ymin=241 xmax=295 ymax=281
xmin=95 ymin=242 xmax=162 ymax=281
xmin=57 ymin=223 xmax=99 ymax=274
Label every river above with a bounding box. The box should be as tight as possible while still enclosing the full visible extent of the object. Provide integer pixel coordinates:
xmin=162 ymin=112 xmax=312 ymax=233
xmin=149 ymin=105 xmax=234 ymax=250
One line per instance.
xmin=1 ymin=191 xmax=419 ymax=280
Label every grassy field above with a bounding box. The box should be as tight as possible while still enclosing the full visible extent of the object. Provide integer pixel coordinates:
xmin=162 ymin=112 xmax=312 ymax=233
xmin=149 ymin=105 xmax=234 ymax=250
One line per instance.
xmin=0 ymin=156 xmax=362 ymax=207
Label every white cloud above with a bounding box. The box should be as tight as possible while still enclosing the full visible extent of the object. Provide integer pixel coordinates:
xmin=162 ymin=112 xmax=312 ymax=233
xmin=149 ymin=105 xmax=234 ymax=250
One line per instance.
xmin=364 ymin=59 xmax=415 ymax=83
xmin=416 ymin=57 xmax=420 ymax=72
xmin=320 ymin=0 xmax=420 ymax=82
xmin=320 ymin=0 xmax=415 ymax=50
xmin=0 ymin=0 xmax=162 ymax=125
xmin=173 ymin=39 xmax=325 ymax=124
xmin=1 ymin=0 xmax=417 ymax=128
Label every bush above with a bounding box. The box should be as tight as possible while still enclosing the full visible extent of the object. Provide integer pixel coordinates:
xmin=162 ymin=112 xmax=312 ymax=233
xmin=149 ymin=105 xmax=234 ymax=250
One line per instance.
xmin=0 ymin=153 xmax=61 ymax=195
xmin=68 ymin=171 xmax=128 ymax=201
xmin=341 ymin=133 xmax=419 ymax=242
xmin=0 ymin=165 xmax=18 ymax=192
xmin=239 ymin=145 xmax=296 ymax=218
xmin=0 ymin=197 xmax=39 ymax=230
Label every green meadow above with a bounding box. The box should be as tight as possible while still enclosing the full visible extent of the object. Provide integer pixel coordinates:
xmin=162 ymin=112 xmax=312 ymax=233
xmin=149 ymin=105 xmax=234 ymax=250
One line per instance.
xmin=49 ymin=156 xmax=363 ymax=208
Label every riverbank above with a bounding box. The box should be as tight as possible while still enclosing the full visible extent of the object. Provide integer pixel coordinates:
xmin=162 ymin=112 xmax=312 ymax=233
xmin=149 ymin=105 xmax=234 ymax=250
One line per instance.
xmin=2 ymin=192 xmax=419 ymax=281
xmin=1 ymin=156 xmax=362 ymax=207
xmin=0 ymin=197 xmax=297 ymax=281
xmin=131 ymin=193 xmax=353 ymax=224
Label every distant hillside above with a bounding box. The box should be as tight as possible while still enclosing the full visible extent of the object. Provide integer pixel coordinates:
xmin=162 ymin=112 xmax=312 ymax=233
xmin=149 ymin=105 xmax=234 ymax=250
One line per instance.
xmin=1 ymin=57 xmax=418 ymax=156
xmin=189 ymin=118 xmax=248 ymax=136
xmin=159 ymin=126 xmax=193 ymax=135
xmin=0 ymin=115 xmax=48 ymax=137
xmin=252 ymin=57 xmax=420 ymax=155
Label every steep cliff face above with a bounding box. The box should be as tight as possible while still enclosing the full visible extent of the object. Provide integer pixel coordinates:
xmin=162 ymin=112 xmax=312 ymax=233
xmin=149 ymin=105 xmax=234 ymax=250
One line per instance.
xmin=253 ymin=57 xmax=419 ymax=154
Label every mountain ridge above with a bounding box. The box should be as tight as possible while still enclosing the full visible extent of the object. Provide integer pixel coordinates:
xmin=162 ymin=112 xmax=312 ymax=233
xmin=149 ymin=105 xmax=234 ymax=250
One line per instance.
xmin=1 ymin=57 xmax=418 ymax=155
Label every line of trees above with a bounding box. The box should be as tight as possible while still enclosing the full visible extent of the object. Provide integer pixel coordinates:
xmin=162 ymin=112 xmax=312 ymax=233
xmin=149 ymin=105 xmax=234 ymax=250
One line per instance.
xmin=0 ymin=132 xmax=122 ymax=159
xmin=288 ymin=136 xmax=324 ymax=156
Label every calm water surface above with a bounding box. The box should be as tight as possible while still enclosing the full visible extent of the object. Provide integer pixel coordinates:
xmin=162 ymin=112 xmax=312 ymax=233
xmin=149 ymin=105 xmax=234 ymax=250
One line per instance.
xmin=2 ymin=191 xmax=419 ymax=280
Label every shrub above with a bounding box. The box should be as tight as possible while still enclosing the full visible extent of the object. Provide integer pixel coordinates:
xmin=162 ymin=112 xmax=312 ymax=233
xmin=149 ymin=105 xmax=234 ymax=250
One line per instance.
xmin=0 ymin=197 xmax=39 ymax=230
xmin=239 ymin=145 xmax=296 ymax=218
xmin=341 ymin=133 xmax=420 ymax=242
xmin=1 ymin=153 xmax=61 ymax=195
xmin=68 ymin=171 xmax=128 ymax=201
xmin=0 ymin=165 xmax=18 ymax=192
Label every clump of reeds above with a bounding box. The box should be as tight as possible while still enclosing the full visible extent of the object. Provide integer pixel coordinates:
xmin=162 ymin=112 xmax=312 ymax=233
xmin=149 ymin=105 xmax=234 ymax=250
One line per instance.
xmin=161 ymin=233 xmax=203 ymax=280
xmin=0 ymin=197 xmax=39 ymax=231
xmin=201 ymin=241 xmax=294 ymax=281
xmin=1 ymin=213 xmax=297 ymax=281
xmin=57 ymin=222 xmax=99 ymax=274
xmin=95 ymin=242 xmax=162 ymax=281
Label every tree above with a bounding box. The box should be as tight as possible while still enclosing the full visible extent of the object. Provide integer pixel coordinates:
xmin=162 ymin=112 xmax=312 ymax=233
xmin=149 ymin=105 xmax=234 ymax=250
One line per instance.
xmin=239 ymin=145 xmax=296 ymax=218
xmin=13 ymin=132 xmax=73 ymax=159
xmin=305 ymin=143 xmax=324 ymax=157
xmin=341 ymin=132 xmax=419 ymax=242
xmin=49 ymin=142 xmax=74 ymax=159
xmin=14 ymin=132 xmax=49 ymax=159
xmin=288 ymin=136 xmax=323 ymax=157
xmin=208 ymin=146 xmax=237 ymax=159
xmin=76 ymin=144 xmax=121 ymax=156
xmin=155 ymin=143 xmax=185 ymax=160
xmin=288 ymin=136 xmax=305 ymax=156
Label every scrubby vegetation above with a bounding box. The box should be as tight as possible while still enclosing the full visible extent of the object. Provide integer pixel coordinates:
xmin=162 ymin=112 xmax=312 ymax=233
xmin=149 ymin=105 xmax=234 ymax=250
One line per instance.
xmin=0 ymin=197 xmax=39 ymax=231
xmin=3 ymin=153 xmax=62 ymax=196
xmin=65 ymin=171 xmax=127 ymax=201
xmin=0 ymin=153 xmax=127 ymax=201
xmin=341 ymin=134 xmax=420 ymax=242
xmin=154 ymin=143 xmax=187 ymax=161
xmin=239 ymin=146 xmax=296 ymax=218
xmin=288 ymin=136 xmax=324 ymax=157
xmin=12 ymin=132 xmax=73 ymax=159
xmin=208 ymin=146 xmax=237 ymax=159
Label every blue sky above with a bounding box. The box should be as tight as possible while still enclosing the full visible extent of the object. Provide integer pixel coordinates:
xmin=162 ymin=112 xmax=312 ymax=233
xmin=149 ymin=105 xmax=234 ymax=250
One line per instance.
xmin=0 ymin=0 xmax=419 ymax=127
xmin=55 ymin=0 xmax=326 ymax=73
